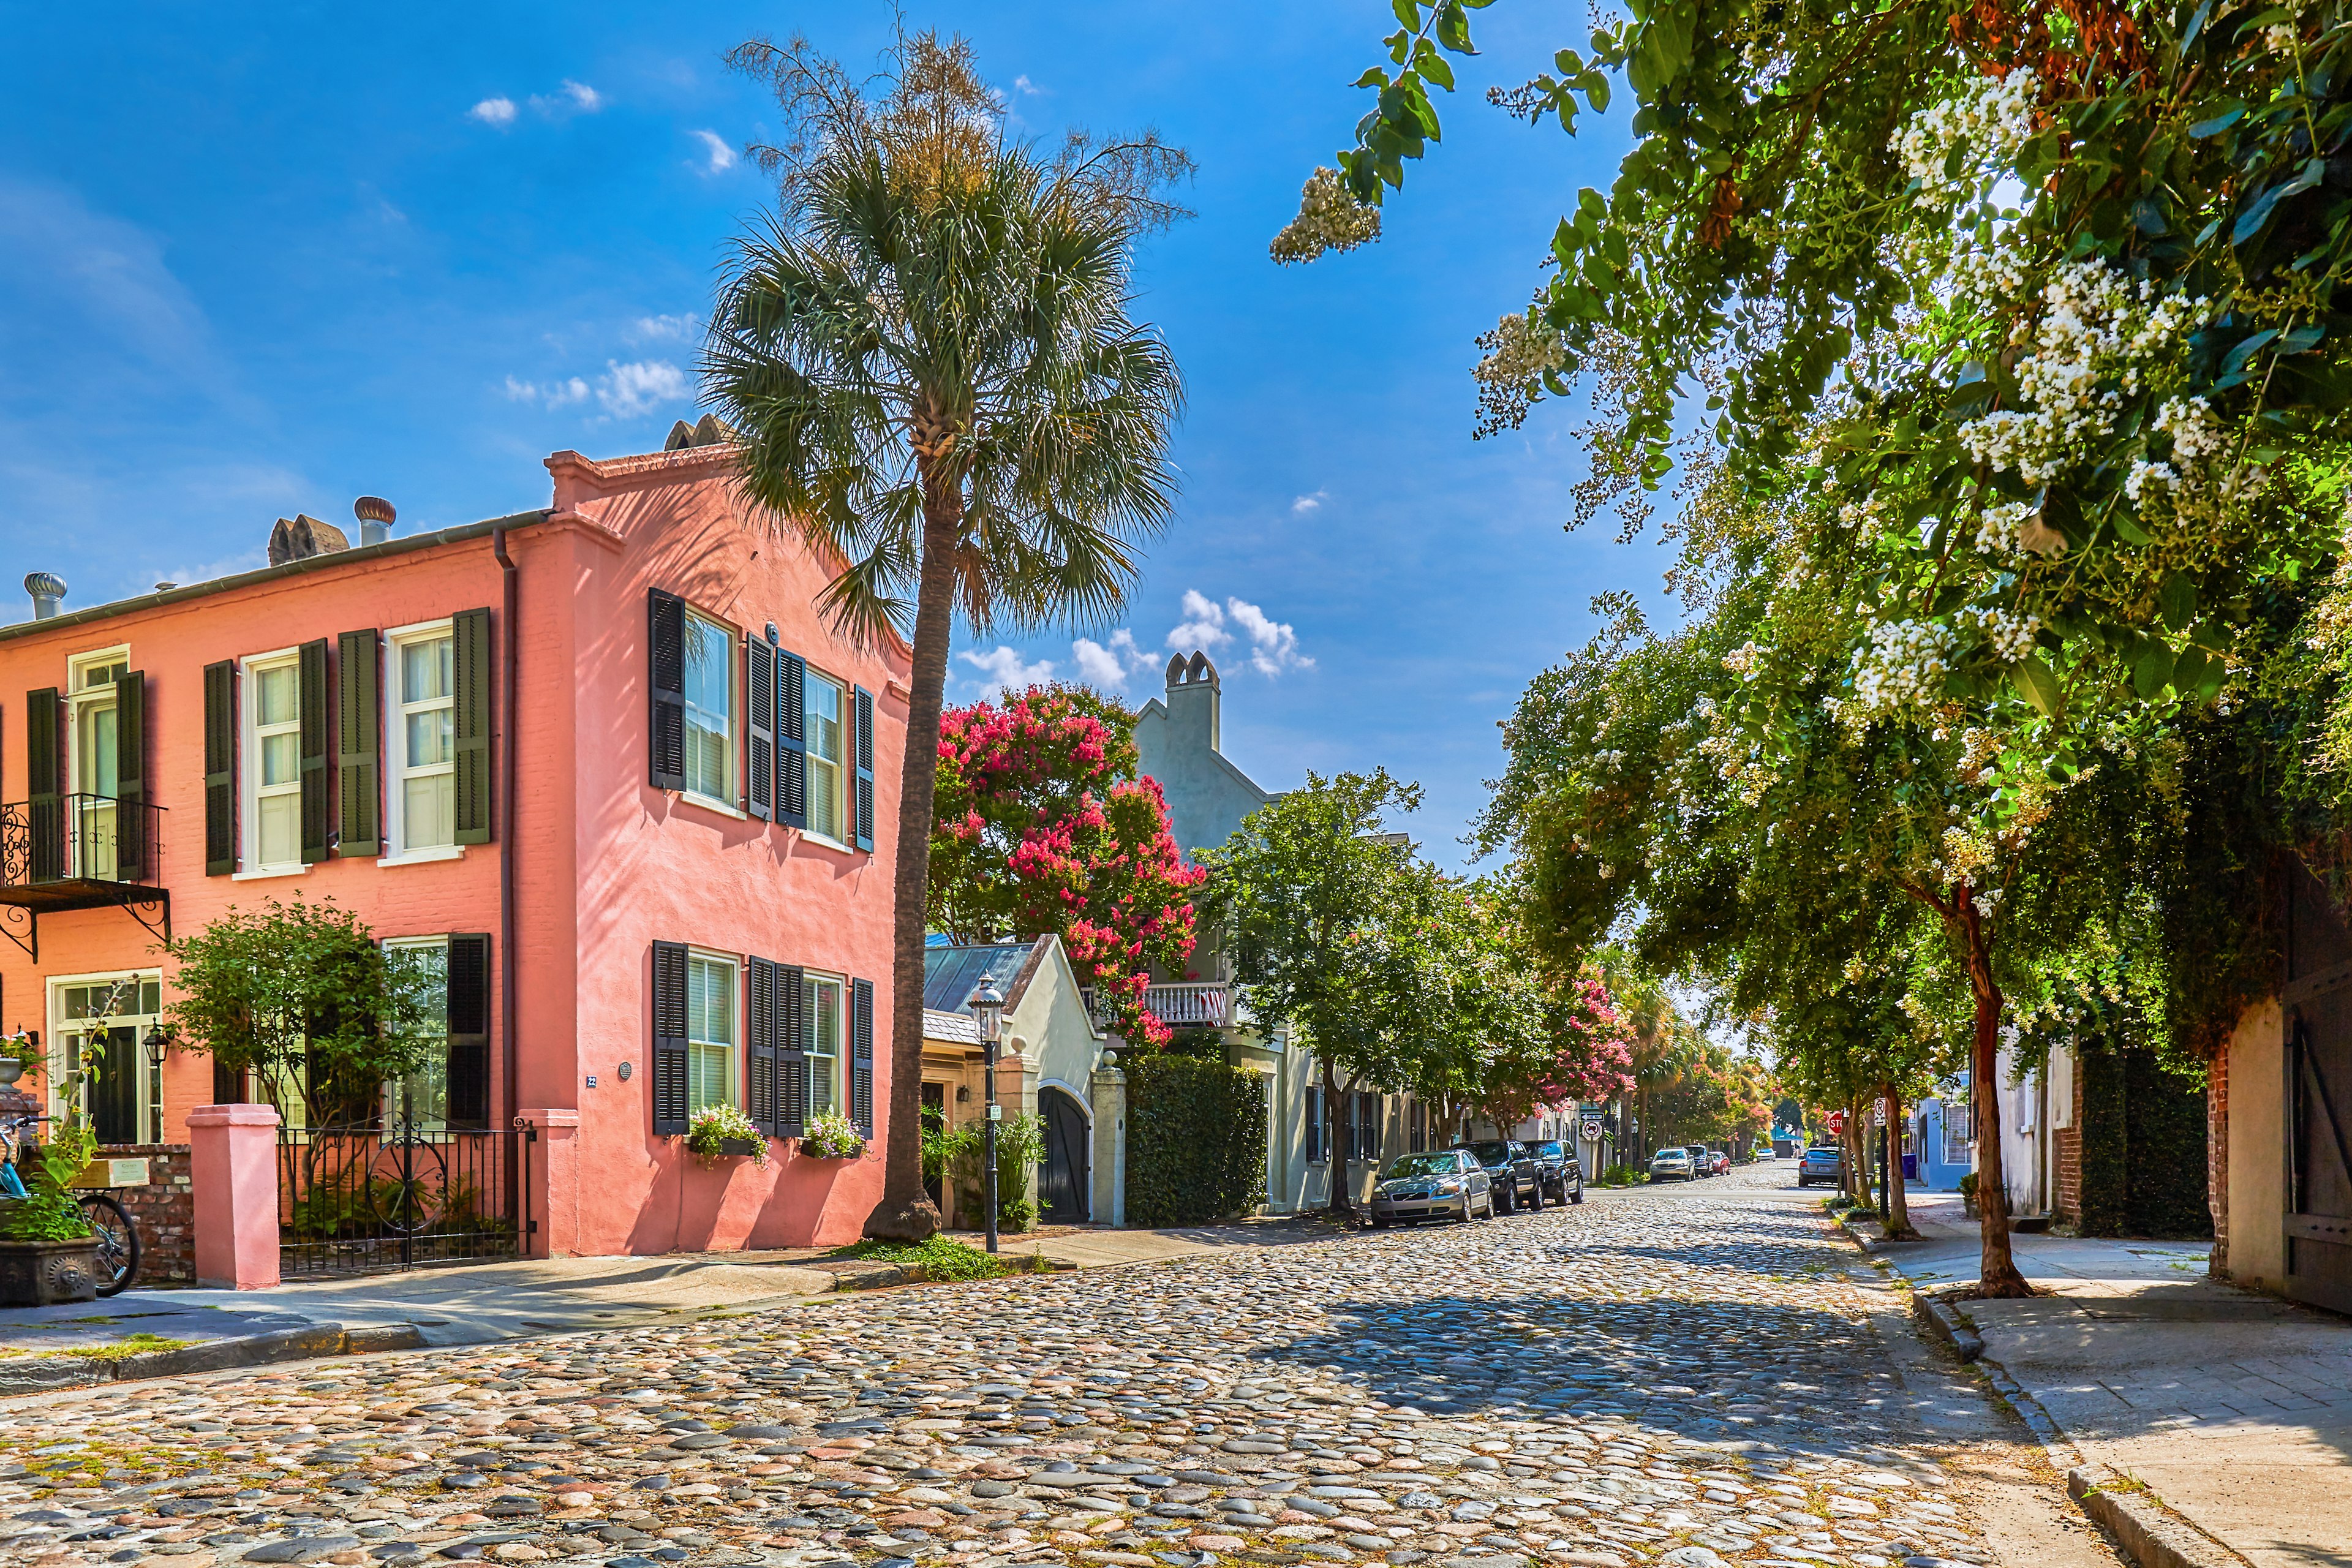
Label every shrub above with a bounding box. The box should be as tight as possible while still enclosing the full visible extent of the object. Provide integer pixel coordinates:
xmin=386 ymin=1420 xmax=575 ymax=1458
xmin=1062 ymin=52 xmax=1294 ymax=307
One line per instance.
xmin=686 ymin=1104 xmax=769 ymax=1167
xmin=1126 ymin=1052 xmax=1267 ymax=1226
xmin=950 ymin=1111 xmax=1044 ymax=1232
xmin=836 ymin=1234 xmax=1008 ymax=1281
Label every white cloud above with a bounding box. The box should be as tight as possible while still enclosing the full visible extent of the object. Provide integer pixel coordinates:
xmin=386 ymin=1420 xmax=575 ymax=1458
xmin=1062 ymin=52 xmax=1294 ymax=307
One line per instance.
xmin=595 ymin=360 xmax=687 ymax=418
xmin=527 ymin=80 xmax=605 ymax=118
xmin=627 ymin=313 xmax=699 ymax=344
xmin=1163 ymin=591 xmax=1312 ymax=677
xmin=959 ymin=646 xmax=1057 ymax=697
xmin=1070 ymin=628 xmax=1155 ymax=691
xmin=1166 ymin=588 xmax=1232 ymax=652
xmin=561 ymin=80 xmax=604 ymax=111
xmin=1291 ymin=489 xmax=1327 ymax=515
xmin=688 ymin=130 xmax=737 ymax=174
xmin=1012 ymin=74 xmax=1046 ymax=96
xmin=502 ymin=374 xmax=589 ymax=409
xmin=469 ymin=97 xmax=518 ymax=127
xmin=1226 ymin=597 xmax=1313 ymax=676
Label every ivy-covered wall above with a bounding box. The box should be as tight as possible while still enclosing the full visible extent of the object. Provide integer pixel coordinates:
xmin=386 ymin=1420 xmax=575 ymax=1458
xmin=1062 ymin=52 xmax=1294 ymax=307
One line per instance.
xmin=1126 ymin=1054 xmax=1268 ymax=1227
xmin=2079 ymin=1043 xmax=2213 ymax=1238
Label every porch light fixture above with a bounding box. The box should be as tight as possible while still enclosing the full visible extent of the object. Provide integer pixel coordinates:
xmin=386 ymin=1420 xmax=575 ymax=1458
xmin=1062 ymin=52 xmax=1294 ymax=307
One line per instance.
xmin=967 ymin=976 xmax=1007 ymax=1255
xmin=141 ymin=1025 xmax=176 ymax=1071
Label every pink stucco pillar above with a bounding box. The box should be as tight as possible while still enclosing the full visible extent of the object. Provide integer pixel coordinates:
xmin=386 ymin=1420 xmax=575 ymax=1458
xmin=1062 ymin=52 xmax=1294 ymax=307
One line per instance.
xmin=189 ymin=1103 xmax=281 ymax=1290
xmin=519 ymin=1109 xmax=581 ymax=1258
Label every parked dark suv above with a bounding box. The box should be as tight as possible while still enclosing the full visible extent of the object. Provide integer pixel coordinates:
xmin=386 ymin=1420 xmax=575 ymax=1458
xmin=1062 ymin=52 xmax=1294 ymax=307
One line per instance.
xmin=1525 ymin=1139 xmax=1586 ymax=1205
xmin=1458 ymin=1140 xmax=1544 ymax=1213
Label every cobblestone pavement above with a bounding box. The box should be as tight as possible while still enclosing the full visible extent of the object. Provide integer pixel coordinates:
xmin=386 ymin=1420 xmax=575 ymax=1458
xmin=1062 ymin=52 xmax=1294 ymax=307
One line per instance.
xmin=1 ymin=1171 xmax=2019 ymax=1568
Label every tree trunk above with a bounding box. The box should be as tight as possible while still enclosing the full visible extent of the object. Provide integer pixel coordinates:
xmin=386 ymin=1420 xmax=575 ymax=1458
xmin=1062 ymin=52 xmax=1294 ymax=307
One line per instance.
xmin=1844 ymin=1097 xmax=1867 ymax=1203
xmin=1322 ymin=1055 xmax=1352 ymax=1218
xmin=1882 ymin=1079 xmax=1917 ymax=1240
xmin=1959 ymin=896 xmax=2031 ymax=1296
xmin=861 ymin=494 xmax=961 ymax=1243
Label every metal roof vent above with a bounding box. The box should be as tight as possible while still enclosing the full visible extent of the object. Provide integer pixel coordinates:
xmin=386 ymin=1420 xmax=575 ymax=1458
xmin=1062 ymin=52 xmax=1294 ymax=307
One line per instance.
xmin=354 ymin=496 xmax=396 ymax=546
xmin=24 ymin=572 xmax=65 ymax=620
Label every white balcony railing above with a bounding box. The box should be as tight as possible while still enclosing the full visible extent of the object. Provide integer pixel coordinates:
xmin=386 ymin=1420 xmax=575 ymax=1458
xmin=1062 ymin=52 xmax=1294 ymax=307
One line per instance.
xmin=1081 ymin=981 xmax=1238 ymax=1031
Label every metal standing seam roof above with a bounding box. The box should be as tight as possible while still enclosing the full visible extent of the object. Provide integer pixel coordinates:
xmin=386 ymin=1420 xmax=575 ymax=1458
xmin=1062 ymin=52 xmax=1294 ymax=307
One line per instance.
xmin=921 ymin=941 xmax=1038 ymax=1015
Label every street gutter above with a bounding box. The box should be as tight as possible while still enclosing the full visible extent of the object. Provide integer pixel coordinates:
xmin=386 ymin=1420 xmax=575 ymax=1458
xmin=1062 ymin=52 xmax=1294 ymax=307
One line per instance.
xmin=1831 ymin=1207 xmax=2252 ymax=1568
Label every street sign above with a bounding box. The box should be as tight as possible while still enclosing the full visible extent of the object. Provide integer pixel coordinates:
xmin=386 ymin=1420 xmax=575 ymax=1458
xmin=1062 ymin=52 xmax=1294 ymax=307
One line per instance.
xmin=1580 ymin=1118 xmax=1604 ymax=1143
xmin=1827 ymin=1110 xmax=1847 ymax=1136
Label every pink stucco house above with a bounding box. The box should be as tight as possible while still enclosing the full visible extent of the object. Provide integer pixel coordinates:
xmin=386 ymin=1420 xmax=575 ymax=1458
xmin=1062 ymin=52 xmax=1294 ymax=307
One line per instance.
xmin=0 ymin=427 xmax=906 ymax=1261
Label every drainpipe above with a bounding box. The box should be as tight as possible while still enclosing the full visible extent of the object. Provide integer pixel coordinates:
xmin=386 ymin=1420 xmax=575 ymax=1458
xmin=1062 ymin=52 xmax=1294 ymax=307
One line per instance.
xmin=492 ymin=529 xmax=519 ymax=1212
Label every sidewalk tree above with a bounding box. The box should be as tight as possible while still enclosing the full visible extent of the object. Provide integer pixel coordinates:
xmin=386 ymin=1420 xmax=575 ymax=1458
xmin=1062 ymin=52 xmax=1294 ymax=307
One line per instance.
xmin=707 ymin=30 xmax=1189 ymax=1241
xmin=1198 ymin=769 xmax=1436 ymax=1217
xmin=164 ymin=894 xmax=442 ymax=1127
xmin=928 ymin=683 xmax=1204 ymax=1046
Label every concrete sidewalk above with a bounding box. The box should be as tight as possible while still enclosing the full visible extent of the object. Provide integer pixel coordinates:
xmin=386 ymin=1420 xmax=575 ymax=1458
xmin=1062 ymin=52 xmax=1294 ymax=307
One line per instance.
xmin=1849 ymin=1189 xmax=2352 ymax=1568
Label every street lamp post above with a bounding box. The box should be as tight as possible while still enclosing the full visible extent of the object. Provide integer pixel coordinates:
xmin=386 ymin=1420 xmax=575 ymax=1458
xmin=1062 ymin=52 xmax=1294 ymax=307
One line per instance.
xmin=968 ymin=977 xmax=1006 ymax=1255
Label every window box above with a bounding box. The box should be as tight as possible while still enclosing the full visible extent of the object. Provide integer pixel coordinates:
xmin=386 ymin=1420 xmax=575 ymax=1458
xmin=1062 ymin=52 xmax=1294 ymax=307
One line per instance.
xmin=717 ymin=1136 xmax=763 ymax=1158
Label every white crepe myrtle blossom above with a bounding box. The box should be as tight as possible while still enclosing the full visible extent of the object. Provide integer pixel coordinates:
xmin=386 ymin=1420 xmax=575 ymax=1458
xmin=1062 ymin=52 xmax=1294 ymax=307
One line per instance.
xmin=1849 ymin=618 xmax=1953 ymax=716
xmin=1475 ymin=307 xmax=1569 ymax=390
xmin=2125 ymin=459 xmax=2179 ymax=503
xmin=1269 ymin=167 xmax=1382 ymax=263
xmin=1972 ymin=607 xmax=2041 ymax=663
xmin=1897 ymin=69 xmax=2040 ymax=208
xmin=1975 ymin=499 xmax=2037 ymax=556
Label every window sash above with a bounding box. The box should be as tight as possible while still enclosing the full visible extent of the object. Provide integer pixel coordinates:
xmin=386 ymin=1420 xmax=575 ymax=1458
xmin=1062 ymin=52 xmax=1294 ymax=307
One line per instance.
xmin=682 ymin=616 xmax=733 ymax=804
xmin=805 ymin=676 xmax=843 ymax=840
xmin=383 ymin=940 xmax=451 ymax=1128
xmin=247 ymin=655 xmax=304 ymax=870
xmin=807 ymin=976 xmax=842 ymax=1114
xmin=685 ymin=954 xmax=737 ymax=1112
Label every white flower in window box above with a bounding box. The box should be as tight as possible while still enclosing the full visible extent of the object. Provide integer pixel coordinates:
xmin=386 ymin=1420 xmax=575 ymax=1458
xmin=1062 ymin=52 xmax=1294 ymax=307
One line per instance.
xmin=684 ymin=1104 xmax=768 ymax=1167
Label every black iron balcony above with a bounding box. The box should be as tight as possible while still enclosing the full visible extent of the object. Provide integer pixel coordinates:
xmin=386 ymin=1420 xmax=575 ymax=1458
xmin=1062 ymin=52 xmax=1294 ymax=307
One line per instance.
xmin=0 ymin=794 xmax=168 ymax=959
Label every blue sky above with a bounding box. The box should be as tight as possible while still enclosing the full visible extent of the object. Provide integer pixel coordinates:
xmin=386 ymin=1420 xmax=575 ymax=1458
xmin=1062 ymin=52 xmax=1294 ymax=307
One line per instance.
xmin=0 ymin=2 xmax=1667 ymax=869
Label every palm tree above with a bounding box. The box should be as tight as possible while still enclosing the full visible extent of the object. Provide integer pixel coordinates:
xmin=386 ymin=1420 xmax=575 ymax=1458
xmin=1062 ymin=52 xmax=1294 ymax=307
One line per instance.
xmin=703 ymin=32 xmax=1187 ymax=1240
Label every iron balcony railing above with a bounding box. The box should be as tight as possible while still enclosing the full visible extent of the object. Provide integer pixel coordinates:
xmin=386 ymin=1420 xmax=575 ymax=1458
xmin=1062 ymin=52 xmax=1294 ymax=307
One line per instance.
xmin=0 ymin=794 xmax=167 ymax=891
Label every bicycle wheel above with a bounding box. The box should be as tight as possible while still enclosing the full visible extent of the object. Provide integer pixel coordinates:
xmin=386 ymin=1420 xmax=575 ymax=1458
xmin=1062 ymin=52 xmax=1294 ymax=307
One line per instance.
xmin=80 ymin=1194 xmax=139 ymax=1297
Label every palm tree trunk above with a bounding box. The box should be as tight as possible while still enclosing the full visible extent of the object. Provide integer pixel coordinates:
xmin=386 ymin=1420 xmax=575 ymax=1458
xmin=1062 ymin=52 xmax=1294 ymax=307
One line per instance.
xmin=862 ymin=498 xmax=961 ymax=1243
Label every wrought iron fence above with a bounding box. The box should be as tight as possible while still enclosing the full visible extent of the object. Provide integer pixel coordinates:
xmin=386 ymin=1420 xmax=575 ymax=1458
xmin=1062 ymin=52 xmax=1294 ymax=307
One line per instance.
xmin=278 ymin=1118 xmax=519 ymax=1275
xmin=0 ymin=794 xmax=166 ymax=888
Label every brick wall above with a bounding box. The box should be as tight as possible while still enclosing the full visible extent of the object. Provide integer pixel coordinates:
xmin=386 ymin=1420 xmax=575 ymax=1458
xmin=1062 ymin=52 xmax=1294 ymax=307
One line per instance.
xmin=2055 ymin=1066 xmax=2083 ymax=1224
xmin=2208 ymin=1046 xmax=2230 ymax=1276
xmin=94 ymin=1144 xmax=195 ymax=1286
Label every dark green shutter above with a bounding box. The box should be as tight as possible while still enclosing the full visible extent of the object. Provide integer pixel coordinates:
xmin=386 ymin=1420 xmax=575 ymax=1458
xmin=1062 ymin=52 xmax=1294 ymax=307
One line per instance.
xmin=853 ymin=685 xmax=876 ymax=851
xmin=778 ymin=963 xmax=807 ymax=1139
xmin=203 ymin=661 xmax=235 ymax=876
xmin=651 ymin=940 xmax=689 ymax=1137
xmin=850 ymin=976 xmax=875 ymax=1137
xmin=747 ymin=956 xmax=777 ymax=1134
xmin=775 ymin=651 xmax=807 ymax=829
xmin=113 ymin=671 xmax=146 ymax=880
xmin=648 ymin=591 xmax=686 ymax=791
xmin=26 ymin=688 xmax=60 ymax=883
xmin=336 ymin=630 xmax=380 ymax=858
xmin=298 ymin=638 xmax=329 ymax=864
xmin=453 ymin=607 xmax=492 ymax=845
xmin=445 ymin=933 xmax=491 ymax=1128
xmin=746 ymin=638 xmax=775 ymax=822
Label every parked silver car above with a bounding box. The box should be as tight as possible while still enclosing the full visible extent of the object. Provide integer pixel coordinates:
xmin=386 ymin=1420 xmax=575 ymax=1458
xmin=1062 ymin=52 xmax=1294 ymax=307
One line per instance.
xmin=1649 ymin=1146 xmax=1696 ymax=1182
xmin=1369 ymin=1150 xmax=1493 ymax=1226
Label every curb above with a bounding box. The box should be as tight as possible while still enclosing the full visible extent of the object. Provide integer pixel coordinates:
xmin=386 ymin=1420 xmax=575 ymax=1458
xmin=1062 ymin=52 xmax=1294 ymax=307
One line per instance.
xmin=1831 ymin=1213 xmax=2252 ymax=1568
xmin=0 ymin=1319 xmax=426 ymax=1396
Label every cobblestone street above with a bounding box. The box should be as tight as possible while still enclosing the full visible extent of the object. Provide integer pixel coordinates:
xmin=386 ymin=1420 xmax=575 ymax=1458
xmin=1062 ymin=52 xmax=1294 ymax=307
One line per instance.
xmin=0 ymin=1169 xmax=2100 ymax=1568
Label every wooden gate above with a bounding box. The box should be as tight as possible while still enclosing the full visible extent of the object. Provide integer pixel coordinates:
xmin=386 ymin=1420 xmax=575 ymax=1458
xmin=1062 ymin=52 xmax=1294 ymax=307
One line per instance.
xmin=1038 ymin=1087 xmax=1090 ymax=1224
xmin=2283 ymin=868 xmax=2352 ymax=1314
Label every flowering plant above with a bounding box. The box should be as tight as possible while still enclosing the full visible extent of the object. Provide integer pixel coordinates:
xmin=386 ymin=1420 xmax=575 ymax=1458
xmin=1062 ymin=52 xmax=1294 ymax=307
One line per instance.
xmin=930 ymin=685 xmax=1205 ymax=1048
xmin=797 ymin=1109 xmax=867 ymax=1160
xmin=684 ymin=1103 xmax=768 ymax=1167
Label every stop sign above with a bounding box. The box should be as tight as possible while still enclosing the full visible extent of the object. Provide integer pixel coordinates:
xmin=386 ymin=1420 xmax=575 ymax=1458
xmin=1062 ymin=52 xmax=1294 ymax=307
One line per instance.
xmin=1827 ymin=1110 xmax=1847 ymax=1136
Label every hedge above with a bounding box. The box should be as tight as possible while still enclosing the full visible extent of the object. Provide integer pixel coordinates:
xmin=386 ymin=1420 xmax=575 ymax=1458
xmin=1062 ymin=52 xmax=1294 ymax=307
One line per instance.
xmin=1126 ymin=1052 xmax=1267 ymax=1226
xmin=2079 ymin=1042 xmax=2212 ymax=1239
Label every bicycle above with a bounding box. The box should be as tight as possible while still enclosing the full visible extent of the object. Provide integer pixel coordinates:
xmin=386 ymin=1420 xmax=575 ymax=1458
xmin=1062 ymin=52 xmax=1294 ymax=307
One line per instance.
xmin=0 ymin=1113 xmax=141 ymax=1297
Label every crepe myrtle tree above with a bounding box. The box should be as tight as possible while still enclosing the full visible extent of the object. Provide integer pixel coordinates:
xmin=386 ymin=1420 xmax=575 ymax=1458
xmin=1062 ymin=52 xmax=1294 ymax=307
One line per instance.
xmin=928 ymin=683 xmax=1205 ymax=1047
xmin=706 ymin=31 xmax=1190 ymax=1241
xmin=1280 ymin=0 xmax=2352 ymax=757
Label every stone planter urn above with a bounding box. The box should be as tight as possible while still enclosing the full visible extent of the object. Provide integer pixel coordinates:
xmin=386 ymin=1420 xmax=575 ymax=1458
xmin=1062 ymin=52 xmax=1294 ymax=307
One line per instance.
xmin=0 ymin=1237 xmax=104 ymax=1306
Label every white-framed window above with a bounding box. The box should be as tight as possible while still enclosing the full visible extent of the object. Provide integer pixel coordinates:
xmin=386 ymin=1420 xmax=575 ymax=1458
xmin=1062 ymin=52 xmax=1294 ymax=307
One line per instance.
xmin=686 ymin=950 xmax=738 ymax=1113
xmin=682 ymin=612 xmax=734 ymax=807
xmin=382 ymin=938 xmax=450 ymax=1128
xmin=806 ymin=972 xmax=844 ymax=1115
xmin=48 ymin=972 xmax=162 ymax=1145
xmin=386 ymin=621 xmax=457 ymax=860
xmin=804 ymin=671 xmax=846 ymax=842
xmin=244 ymin=648 xmax=304 ymax=875
xmin=67 ymin=646 xmax=130 ymax=880
xmin=1943 ymin=1102 xmax=1973 ymax=1167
